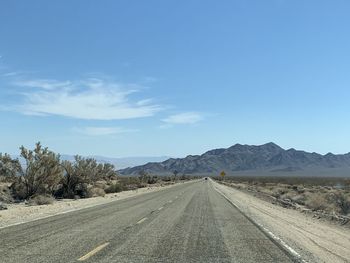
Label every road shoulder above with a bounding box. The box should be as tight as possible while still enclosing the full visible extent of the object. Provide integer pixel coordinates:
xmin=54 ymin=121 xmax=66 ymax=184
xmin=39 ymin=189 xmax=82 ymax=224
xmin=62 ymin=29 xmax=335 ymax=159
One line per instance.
xmin=212 ymin=180 xmax=350 ymax=263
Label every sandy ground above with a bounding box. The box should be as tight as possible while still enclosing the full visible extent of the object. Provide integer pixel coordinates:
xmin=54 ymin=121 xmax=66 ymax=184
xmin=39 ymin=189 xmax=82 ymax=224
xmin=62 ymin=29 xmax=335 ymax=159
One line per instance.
xmin=213 ymin=180 xmax=350 ymax=263
xmin=0 ymin=182 xmax=185 ymax=229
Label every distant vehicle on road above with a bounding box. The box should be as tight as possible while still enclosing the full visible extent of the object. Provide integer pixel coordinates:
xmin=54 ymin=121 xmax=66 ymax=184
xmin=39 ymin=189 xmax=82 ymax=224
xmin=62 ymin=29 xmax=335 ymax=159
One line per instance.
xmin=204 ymin=177 xmax=208 ymax=180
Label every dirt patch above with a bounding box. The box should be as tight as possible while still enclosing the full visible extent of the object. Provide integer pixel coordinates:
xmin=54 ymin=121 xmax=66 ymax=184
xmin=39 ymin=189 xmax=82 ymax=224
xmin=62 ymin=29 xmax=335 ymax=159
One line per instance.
xmin=213 ymin=180 xmax=350 ymax=263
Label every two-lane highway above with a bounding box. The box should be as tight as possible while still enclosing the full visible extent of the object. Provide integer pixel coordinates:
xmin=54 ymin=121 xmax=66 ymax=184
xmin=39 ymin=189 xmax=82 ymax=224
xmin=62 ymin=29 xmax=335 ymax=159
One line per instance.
xmin=0 ymin=180 xmax=294 ymax=262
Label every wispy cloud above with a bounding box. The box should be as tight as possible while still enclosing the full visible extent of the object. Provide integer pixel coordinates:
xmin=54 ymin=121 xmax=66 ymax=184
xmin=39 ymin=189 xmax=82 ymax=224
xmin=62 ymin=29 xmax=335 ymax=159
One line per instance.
xmin=9 ymin=78 xmax=162 ymax=120
xmin=2 ymin=71 xmax=22 ymax=77
xmin=14 ymin=79 xmax=72 ymax=90
xmin=73 ymin=126 xmax=137 ymax=136
xmin=161 ymin=112 xmax=203 ymax=127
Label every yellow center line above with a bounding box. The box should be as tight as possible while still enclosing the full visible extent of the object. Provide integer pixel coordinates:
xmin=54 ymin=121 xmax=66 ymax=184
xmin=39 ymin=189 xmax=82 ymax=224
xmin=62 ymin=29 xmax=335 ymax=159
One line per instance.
xmin=77 ymin=242 xmax=109 ymax=261
xmin=136 ymin=217 xmax=148 ymax=224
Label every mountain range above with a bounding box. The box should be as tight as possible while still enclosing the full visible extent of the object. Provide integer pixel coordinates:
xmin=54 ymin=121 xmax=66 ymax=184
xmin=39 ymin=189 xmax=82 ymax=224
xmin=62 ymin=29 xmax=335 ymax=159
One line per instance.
xmin=119 ymin=143 xmax=350 ymax=177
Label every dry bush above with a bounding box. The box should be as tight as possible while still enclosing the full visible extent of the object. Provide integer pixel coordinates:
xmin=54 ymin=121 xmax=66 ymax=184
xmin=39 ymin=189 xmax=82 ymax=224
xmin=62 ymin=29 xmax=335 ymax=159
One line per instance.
xmin=60 ymin=156 xmax=117 ymax=198
xmin=87 ymin=187 xmax=106 ymax=198
xmin=271 ymin=187 xmax=287 ymax=198
xmin=28 ymin=194 xmax=54 ymax=206
xmin=280 ymin=192 xmax=294 ymax=200
xmin=10 ymin=181 xmax=28 ymax=200
xmin=117 ymin=176 xmax=144 ymax=190
xmin=326 ymin=191 xmax=350 ymax=215
xmin=105 ymin=183 xmax=124 ymax=193
xmin=94 ymin=180 xmax=108 ymax=190
xmin=20 ymin=143 xmax=63 ymax=198
xmin=305 ymin=193 xmax=327 ymax=211
xmin=0 ymin=185 xmax=13 ymax=203
xmin=291 ymin=194 xmax=307 ymax=205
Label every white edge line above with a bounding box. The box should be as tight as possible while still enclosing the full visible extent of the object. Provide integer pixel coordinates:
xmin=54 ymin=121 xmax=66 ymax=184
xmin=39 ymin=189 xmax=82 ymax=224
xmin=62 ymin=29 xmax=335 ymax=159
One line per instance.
xmin=212 ymin=183 xmax=307 ymax=263
xmin=0 ymin=209 xmax=77 ymax=230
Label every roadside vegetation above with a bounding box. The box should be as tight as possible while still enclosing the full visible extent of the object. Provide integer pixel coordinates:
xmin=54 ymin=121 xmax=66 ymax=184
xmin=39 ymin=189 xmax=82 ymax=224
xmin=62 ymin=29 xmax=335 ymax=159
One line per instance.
xmin=0 ymin=142 xmax=192 ymax=208
xmin=214 ymin=176 xmax=350 ymax=221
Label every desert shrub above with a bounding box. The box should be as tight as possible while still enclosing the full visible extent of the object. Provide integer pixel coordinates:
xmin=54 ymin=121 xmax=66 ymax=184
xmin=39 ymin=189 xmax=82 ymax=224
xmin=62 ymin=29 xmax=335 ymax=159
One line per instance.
xmin=10 ymin=181 xmax=27 ymax=200
xmin=271 ymin=187 xmax=287 ymax=198
xmin=179 ymin=174 xmax=189 ymax=180
xmin=326 ymin=192 xmax=350 ymax=215
xmin=60 ymin=156 xmax=117 ymax=198
xmin=94 ymin=180 xmax=108 ymax=190
xmin=339 ymin=194 xmax=350 ymax=215
xmin=28 ymin=194 xmax=54 ymax=206
xmin=147 ymin=176 xmax=158 ymax=184
xmin=13 ymin=143 xmax=63 ymax=199
xmin=0 ymin=153 xmax=21 ymax=183
xmin=162 ymin=176 xmax=172 ymax=182
xmin=280 ymin=192 xmax=294 ymax=200
xmin=291 ymin=194 xmax=306 ymax=205
xmin=105 ymin=183 xmax=124 ymax=193
xmin=0 ymin=185 xmax=13 ymax=203
xmin=117 ymin=176 xmax=144 ymax=190
xmin=297 ymin=187 xmax=305 ymax=194
xmin=305 ymin=193 xmax=327 ymax=211
xmin=98 ymin=163 xmax=118 ymax=181
xmin=87 ymin=187 xmax=106 ymax=198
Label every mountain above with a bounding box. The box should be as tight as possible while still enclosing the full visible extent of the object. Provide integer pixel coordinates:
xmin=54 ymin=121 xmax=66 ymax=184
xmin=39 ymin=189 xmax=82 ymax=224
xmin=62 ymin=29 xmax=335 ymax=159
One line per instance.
xmin=119 ymin=143 xmax=350 ymax=177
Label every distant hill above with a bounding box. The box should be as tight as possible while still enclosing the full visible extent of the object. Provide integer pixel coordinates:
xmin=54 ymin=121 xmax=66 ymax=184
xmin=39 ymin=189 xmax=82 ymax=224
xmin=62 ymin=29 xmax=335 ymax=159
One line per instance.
xmin=15 ymin=155 xmax=170 ymax=170
xmin=60 ymin=155 xmax=170 ymax=169
xmin=119 ymin=143 xmax=350 ymax=177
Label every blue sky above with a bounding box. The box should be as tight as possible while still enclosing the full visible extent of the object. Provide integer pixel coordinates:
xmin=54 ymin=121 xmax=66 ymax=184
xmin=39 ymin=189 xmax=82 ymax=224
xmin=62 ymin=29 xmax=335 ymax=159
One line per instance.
xmin=1 ymin=0 xmax=350 ymax=157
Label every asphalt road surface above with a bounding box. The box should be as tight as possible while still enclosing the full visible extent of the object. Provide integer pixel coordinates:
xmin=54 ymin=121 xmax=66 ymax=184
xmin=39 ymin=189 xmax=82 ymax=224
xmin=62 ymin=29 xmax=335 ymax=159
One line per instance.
xmin=0 ymin=180 xmax=294 ymax=263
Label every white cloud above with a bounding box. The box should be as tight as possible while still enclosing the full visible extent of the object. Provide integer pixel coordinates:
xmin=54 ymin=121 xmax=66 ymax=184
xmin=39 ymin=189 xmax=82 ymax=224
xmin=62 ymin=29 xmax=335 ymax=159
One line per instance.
xmin=11 ymin=78 xmax=162 ymax=120
xmin=162 ymin=112 xmax=203 ymax=125
xmin=73 ymin=126 xmax=137 ymax=136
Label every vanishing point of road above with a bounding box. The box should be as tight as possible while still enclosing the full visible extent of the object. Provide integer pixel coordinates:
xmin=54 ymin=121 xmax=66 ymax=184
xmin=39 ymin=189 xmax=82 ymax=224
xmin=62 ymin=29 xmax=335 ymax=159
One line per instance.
xmin=0 ymin=180 xmax=295 ymax=263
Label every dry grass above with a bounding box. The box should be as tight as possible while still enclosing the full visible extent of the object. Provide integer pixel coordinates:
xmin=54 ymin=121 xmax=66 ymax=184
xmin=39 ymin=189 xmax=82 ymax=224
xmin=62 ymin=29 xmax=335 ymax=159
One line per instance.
xmin=28 ymin=194 xmax=54 ymax=206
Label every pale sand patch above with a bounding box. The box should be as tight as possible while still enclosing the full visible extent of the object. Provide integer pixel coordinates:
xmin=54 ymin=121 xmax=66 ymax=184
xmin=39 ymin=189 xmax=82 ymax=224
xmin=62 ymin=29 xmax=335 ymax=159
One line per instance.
xmin=0 ymin=182 xmax=188 ymax=229
xmin=212 ymin=180 xmax=350 ymax=263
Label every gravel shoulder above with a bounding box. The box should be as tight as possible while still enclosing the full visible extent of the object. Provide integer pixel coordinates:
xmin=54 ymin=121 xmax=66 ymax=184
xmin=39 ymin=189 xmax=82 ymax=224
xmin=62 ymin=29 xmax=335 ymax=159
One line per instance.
xmin=212 ymin=180 xmax=350 ymax=263
xmin=0 ymin=182 xmax=188 ymax=229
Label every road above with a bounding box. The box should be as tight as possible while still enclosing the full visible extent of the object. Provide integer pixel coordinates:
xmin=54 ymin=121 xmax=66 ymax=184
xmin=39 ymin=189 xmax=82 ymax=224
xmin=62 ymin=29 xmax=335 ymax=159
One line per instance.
xmin=0 ymin=180 xmax=295 ymax=263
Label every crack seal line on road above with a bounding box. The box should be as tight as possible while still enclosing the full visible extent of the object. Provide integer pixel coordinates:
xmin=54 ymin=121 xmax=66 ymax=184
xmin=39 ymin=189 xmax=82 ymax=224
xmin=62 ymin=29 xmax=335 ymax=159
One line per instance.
xmin=212 ymin=182 xmax=308 ymax=263
xmin=77 ymin=242 xmax=110 ymax=261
